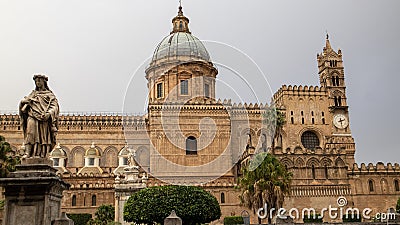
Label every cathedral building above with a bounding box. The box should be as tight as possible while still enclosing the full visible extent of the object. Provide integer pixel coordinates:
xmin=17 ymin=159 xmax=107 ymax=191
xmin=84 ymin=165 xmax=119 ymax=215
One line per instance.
xmin=0 ymin=5 xmax=399 ymax=224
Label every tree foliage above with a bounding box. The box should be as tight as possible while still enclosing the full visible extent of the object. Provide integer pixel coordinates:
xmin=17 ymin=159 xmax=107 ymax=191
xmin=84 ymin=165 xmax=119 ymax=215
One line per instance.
xmin=239 ymin=152 xmax=292 ymax=223
xmin=223 ymin=216 xmax=244 ymax=225
xmin=124 ymin=185 xmax=221 ymax=225
xmin=87 ymin=204 xmax=117 ymax=225
xmin=0 ymin=135 xmax=20 ymax=177
xmin=67 ymin=214 xmax=92 ymax=225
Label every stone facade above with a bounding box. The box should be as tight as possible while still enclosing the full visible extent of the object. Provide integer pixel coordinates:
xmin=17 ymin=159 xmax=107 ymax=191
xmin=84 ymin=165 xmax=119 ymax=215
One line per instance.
xmin=0 ymin=5 xmax=399 ymax=225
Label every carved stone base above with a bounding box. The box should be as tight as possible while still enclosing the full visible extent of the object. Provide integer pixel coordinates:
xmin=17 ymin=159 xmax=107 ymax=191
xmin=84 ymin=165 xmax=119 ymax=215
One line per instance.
xmin=0 ymin=162 xmax=70 ymax=225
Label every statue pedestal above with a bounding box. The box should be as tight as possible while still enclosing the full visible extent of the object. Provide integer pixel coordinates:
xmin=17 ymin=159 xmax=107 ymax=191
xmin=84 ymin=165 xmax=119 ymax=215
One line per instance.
xmin=0 ymin=158 xmax=70 ymax=225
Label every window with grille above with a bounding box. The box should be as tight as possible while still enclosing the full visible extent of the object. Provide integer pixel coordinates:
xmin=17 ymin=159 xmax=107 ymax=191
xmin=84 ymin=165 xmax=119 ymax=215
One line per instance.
xmin=180 ymin=80 xmax=188 ymax=95
xmin=157 ymin=83 xmax=163 ymax=98
xmin=301 ymin=131 xmax=319 ymax=149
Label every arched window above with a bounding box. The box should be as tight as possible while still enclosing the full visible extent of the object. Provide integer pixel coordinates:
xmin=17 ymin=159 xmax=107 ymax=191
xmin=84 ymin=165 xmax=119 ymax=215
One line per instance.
xmin=336 ymin=76 xmax=340 ymax=86
xmin=368 ymin=180 xmax=374 ymax=192
xmin=72 ymin=195 xmax=76 ymax=206
xmin=338 ymin=96 xmax=342 ymax=106
xmin=179 ymin=21 xmax=183 ymax=30
xmin=186 ymin=136 xmax=197 ymax=155
xmin=395 ymin=180 xmax=399 ymax=192
xmin=331 ymin=77 xmax=336 ymax=86
xmin=301 ymin=131 xmax=319 ymax=150
xmin=334 ymin=96 xmax=338 ymax=106
xmin=221 ymin=192 xmax=225 ymax=204
xmin=92 ymin=195 xmax=97 ymax=206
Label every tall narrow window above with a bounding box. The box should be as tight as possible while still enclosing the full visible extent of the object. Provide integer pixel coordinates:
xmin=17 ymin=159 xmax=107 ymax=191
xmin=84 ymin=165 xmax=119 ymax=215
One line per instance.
xmin=312 ymin=165 xmax=316 ymax=180
xmin=312 ymin=118 xmax=315 ymax=124
xmin=92 ymin=195 xmax=97 ymax=206
xmin=221 ymin=192 xmax=225 ymax=203
xmin=72 ymin=195 xmax=76 ymax=206
xmin=291 ymin=117 xmax=294 ymax=124
xmin=301 ymin=118 xmax=304 ymax=124
xmin=324 ymin=166 xmax=328 ymax=179
xmin=336 ymin=76 xmax=340 ymax=86
xmin=332 ymin=77 xmax=336 ymax=86
xmin=395 ymin=180 xmax=399 ymax=192
xmin=157 ymin=83 xmax=163 ymax=98
xmin=180 ymin=80 xmax=188 ymax=95
xmin=204 ymin=84 xmax=210 ymax=97
xmin=179 ymin=21 xmax=183 ymax=31
xmin=369 ymin=180 xmax=374 ymax=192
xmin=338 ymin=96 xmax=342 ymax=106
xmin=186 ymin=136 xmax=197 ymax=155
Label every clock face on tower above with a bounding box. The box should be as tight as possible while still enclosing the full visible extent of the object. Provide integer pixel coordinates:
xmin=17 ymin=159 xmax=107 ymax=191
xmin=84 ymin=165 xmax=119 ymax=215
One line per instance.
xmin=333 ymin=114 xmax=348 ymax=129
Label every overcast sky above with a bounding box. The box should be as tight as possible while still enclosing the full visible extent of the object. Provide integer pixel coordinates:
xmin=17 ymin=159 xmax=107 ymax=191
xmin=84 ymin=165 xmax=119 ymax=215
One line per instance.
xmin=0 ymin=0 xmax=399 ymax=164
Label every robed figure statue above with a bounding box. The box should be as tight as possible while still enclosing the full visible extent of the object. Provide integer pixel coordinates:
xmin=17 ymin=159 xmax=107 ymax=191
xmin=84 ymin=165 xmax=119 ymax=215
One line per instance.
xmin=19 ymin=74 xmax=59 ymax=158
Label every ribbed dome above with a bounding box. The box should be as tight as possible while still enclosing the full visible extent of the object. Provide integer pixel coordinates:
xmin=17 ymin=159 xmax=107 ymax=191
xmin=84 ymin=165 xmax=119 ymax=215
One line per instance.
xmin=50 ymin=143 xmax=66 ymax=157
xmin=85 ymin=143 xmax=100 ymax=157
xmin=150 ymin=32 xmax=211 ymax=65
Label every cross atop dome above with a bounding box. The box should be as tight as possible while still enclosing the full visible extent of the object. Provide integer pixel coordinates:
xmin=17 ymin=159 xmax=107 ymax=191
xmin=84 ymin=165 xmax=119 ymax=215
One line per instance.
xmin=171 ymin=4 xmax=191 ymax=34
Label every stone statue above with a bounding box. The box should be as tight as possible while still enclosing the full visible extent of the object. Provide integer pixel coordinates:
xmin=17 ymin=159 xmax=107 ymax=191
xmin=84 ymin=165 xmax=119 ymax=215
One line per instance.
xmin=19 ymin=74 xmax=59 ymax=158
xmin=127 ymin=147 xmax=139 ymax=169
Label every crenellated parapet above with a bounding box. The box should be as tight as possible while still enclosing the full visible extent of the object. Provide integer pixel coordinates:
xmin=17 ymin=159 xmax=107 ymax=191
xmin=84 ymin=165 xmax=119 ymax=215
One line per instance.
xmin=350 ymin=162 xmax=400 ymax=174
xmin=273 ymin=85 xmax=327 ymax=106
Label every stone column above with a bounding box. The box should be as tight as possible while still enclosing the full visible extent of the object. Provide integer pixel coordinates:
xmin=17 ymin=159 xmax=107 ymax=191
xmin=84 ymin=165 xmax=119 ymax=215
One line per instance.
xmin=0 ymin=158 xmax=70 ymax=225
xmin=114 ymin=166 xmax=147 ymax=225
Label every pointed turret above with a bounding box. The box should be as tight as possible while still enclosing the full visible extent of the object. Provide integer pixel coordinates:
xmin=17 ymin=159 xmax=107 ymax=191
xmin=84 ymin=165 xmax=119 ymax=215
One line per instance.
xmin=324 ymin=33 xmax=332 ymax=51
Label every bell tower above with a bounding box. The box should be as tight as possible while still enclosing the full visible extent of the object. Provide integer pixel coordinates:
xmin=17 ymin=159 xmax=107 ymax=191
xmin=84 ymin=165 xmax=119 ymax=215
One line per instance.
xmin=318 ymin=34 xmax=347 ymax=110
xmin=317 ymin=35 xmax=355 ymax=165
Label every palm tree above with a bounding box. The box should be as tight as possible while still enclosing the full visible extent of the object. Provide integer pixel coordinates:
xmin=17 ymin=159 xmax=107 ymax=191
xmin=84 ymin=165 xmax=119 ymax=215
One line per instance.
xmin=262 ymin=106 xmax=285 ymax=150
xmin=0 ymin=135 xmax=19 ymax=177
xmin=239 ymin=152 xmax=292 ymax=224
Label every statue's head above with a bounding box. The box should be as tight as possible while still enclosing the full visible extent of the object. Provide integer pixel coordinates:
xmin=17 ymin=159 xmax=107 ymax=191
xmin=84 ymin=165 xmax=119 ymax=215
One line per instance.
xmin=33 ymin=74 xmax=50 ymax=91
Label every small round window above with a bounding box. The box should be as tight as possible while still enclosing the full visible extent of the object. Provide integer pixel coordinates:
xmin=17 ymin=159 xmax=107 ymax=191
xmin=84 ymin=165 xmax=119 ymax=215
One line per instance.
xmin=301 ymin=131 xmax=319 ymax=149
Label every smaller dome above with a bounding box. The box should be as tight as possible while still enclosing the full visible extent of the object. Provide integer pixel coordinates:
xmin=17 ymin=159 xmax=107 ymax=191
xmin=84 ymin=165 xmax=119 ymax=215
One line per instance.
xmin=119 ymin=145 xmax=130 ymax=156
xmin=50 ymin=143 xmax=66 ymax=157
xmin=85 ymin=142 xmax=101 ymax=157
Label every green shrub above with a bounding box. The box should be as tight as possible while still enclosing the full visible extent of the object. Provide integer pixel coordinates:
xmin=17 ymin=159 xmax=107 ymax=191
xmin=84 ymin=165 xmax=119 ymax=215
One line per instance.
xmin=67 ymin=213 xmax=92 ymax=225
xmin=224 ymin=216 xmax=244 ymax=225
